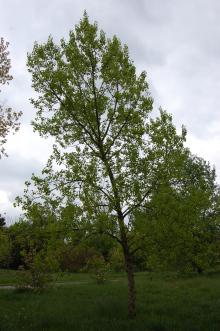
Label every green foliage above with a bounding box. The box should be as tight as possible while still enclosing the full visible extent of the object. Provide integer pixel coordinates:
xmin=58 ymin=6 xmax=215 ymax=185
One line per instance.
xmin=133 ymin=154 xmax=220 ymax=273
xmin=60 ymin=244 xmax=99 ymax=272
xmin=18 ymin=12 xmax=189 ymax=262
xmin=109 ymin=246 xmax=125 ymax=272
xmin=16 ymin=248 xmax=57 ymax=291
xmin=86 ymin=254 xmax=110 ymax=284
xmin=7 ymin=221 xmax=34 ymax=269
xmin=7 ymin=205 xmax=62 ymax=270
xmin=85 ymin=233 xmax=116 ymax=262
xmin=0 ymin=229 xmax=11 ymax=268
xmin=22 ymin=11 xmax=155 ymax=225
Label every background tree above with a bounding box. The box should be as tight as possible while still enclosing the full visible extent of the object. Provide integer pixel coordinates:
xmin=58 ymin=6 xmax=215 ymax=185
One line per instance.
xmin=0 ymin=228 xmax=11 ymax=268
xmin=0 ymin=37 xmax=22 ymax=158
xmin=0 ymin=213 xmax=6 ymax=227
xmin=18 ymin=13 xmax=196 ymax=317
xmin=133 ymin=154 xmax=220 ymax=273
xmin=6 ymin=203 xmax=62 ymax=270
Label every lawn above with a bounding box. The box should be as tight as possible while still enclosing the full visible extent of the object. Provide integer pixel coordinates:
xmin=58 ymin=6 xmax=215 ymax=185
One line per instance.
xmin=0 ymin=270 xmax=220 ymax=330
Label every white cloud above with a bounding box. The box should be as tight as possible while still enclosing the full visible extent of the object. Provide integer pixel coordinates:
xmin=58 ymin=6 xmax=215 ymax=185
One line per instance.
xmin=187 ymin=133 xmax=220 ymax=178
xmin=0 ymin=190 xmax=9 ymax=205
xmin=5 ymin=125 xmax=53 ymax=162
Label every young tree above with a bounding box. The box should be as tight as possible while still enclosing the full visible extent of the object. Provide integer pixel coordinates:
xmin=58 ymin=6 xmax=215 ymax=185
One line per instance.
xmin=0 ymin=38 xmax=22 ymax=157
xmin=19 ymin=13 xmax=188 ymax=317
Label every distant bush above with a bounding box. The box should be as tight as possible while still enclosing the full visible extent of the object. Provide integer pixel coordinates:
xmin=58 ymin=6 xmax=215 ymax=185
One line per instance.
xmin=60 ymin=244 xmax=99 ymax=272
xmin=16 ymin=248 xmax=58 ymax=291
xmin=86 ymin=255 xmax=110 ymax=284
xmin=109 ymin=247 xmax=125 ymax=272
xmin=0 ymin=229 xmax=11 ymax=268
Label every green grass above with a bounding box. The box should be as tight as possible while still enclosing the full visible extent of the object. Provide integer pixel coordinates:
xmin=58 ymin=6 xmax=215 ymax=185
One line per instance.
xmin=1 ymin=270 xmax=220 ymax=330
xmin=0 ymin=269 xmax=21 ymax=285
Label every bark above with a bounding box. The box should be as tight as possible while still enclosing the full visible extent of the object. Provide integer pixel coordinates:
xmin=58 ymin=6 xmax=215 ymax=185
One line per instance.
xmin=124 ymin=249 xmax=136 ymax=318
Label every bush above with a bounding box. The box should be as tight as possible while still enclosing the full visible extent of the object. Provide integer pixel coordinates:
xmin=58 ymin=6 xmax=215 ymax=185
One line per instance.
xmin=0 ymin=229 xmax=11 ymax=268
xmin=109 ymin=247 xmax=125 ymax=272
xmin=86 ymin=255 xmax=109 ymax=284
xmin=16 ymin=249 xmax=57 ymax=291
xmin=60 ymin=244 xmax=99 ymax=272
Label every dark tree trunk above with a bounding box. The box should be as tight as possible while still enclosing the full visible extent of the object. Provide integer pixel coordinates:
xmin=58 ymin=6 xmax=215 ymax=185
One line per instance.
xmin=124 ymin=251 xmax=136 ymax=318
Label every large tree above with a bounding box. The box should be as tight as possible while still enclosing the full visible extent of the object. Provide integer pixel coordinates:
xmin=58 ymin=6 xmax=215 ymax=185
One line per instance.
xmin=19 ymin=13 xmax=188 ymax=317
xmin=0 ymin=37 xmax=22 ymax=158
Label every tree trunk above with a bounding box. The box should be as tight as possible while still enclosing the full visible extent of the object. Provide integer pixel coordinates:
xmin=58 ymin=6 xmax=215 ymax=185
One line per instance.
xmin=124 ymin=251 xmax=136 ymax=318
xmin=100 ymin=153 xmax=137 ymax=317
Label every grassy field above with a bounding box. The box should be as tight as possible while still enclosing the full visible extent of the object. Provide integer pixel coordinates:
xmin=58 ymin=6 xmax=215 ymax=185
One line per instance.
xmin=0 ymin=270 xmax=220 ymax=330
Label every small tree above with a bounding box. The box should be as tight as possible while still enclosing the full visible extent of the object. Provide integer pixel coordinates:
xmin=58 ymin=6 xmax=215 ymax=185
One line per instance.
xmin=19 ymin=13 xmax=188 ymax=317
xmin=86 ymin=254 xmax=109 ymax=284
xmin=0 ymin=38 xmax=22 ymax=158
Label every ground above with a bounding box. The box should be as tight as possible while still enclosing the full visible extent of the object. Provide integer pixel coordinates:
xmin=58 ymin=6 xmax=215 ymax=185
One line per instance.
xmin=0 ymin=270 xmax=220 ymax=330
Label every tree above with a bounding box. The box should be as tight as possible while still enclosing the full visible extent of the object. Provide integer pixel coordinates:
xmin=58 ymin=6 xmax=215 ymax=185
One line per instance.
xmin=8 ymin=204 xmax=62 ymax=271
xmin=0 ymin=38 xmax=22 ymax=157
xmin=0 ymin=213 xmax=6 ymax=227
xmin=18 ymin=13 xmax=189 ymax=317
xmin=134 ymin=154 xmax=220 ymax=273
xmin=0 ymin=228 xmax=11 ymax=268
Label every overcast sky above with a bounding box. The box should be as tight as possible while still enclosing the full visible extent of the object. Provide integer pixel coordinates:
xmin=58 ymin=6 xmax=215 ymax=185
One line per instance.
xmin=1 ymin=0 xmax=220 ymax=223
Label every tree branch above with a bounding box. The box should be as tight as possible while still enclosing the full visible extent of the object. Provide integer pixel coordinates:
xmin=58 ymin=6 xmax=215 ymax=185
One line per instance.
xmin=50 ymin=87 xmax=99 ymax=149
xmin=123 ymin=187 xmax=153 ymax=218
xmin=102 ymin=83 xmax=119 ymax=142
xmin=104 ymin=109 xmax=133 ymax=156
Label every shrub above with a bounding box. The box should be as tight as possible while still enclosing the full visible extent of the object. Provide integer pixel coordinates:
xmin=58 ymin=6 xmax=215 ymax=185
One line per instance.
xmin=109 ymin=247 xmax=125 ymax=272
xmin=0 ymin=229 xmax=11 ymax=268
xmin=60 ymin=244 xmax=99 ymax=272
xmin=17 ymin=249 xmax=56 ymax=291
xmin=86 ymin=255 xmax=109 ymax=284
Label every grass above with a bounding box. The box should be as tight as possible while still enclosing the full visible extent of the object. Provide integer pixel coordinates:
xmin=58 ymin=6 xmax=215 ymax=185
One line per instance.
xmin=1 ymin=270 xmax=220 ymax=330
xmin=0 ymin=269 xmax=21 ymax=286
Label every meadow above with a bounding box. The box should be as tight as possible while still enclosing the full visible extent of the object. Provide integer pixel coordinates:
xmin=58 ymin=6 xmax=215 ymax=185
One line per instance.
xmin=0 ymin=270 xmax=220 ymax=330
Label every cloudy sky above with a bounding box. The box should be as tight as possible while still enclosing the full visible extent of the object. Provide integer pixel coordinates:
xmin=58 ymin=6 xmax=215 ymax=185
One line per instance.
xmin=1 ymin=0 xmax=220 ymax=223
